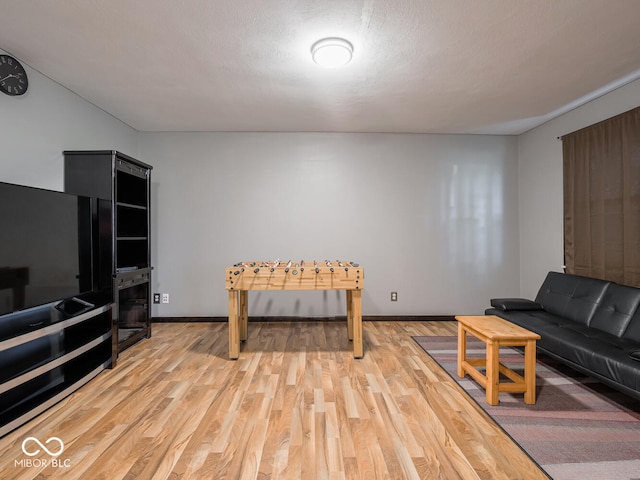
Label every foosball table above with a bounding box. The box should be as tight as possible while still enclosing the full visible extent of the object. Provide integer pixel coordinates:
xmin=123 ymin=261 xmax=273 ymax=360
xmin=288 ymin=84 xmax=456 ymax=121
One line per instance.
xmin=225 ymin=260 xmax=364 ymax=359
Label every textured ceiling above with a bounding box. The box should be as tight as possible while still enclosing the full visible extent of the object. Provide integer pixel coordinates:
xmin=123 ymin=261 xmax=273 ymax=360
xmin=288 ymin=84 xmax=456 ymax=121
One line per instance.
xmin=1 ymin=0 xmax=640 ymax=134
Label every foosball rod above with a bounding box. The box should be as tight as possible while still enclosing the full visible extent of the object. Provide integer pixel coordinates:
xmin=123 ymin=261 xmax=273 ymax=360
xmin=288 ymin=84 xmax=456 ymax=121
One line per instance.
xmin=270 ymin=258 xmax=280 ymax=272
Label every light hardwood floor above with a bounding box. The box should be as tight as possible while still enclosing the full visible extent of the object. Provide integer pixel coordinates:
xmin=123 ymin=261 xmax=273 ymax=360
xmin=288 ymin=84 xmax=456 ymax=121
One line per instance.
xmin=0 ymin=321 xmax=548 ymax=479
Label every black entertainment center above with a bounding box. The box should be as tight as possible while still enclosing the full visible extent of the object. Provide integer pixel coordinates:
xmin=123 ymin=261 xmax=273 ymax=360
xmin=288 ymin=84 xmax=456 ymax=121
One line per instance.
xmin=0 ymin=150 xmax=152 ymax=437
xmin=0 ymin=182 xmax=113 ymax=436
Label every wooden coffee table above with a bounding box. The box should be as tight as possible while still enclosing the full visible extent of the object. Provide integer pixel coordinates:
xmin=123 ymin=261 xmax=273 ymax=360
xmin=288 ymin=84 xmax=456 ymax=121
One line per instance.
xmin=455 ymin=315 xmax=540 ymax=405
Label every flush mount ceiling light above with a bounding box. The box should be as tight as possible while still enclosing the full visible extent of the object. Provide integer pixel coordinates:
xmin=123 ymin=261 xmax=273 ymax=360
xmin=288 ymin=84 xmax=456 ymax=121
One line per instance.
xmin=311 ymin=37 xmax=354 ymax=68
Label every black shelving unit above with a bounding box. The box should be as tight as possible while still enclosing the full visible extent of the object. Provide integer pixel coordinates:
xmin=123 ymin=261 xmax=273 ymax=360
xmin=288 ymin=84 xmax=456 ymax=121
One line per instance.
xmin=64 ymin=151 xmax=153 ymax=361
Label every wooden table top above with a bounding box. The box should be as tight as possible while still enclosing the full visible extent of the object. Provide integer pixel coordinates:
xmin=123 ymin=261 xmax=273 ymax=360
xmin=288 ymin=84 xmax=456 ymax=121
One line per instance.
xmin=455 ymin=315 xmax=540 ymax=341
xmin=226 ymin=260 xmax=363 ymax=291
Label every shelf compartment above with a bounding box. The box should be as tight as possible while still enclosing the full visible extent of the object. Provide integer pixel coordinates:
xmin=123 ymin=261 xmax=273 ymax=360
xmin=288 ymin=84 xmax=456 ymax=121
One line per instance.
xmin=116 ymin=169 xmax=148 ymax=207
xmin=117 ymin=282 xmax=149 ymax=329
xmin=117 ymin=204 xmax=148 ymax=238
xmin=0 ymin=340 xmax=111 ymax=435
xmin=116 ymin=239 xmax=149 ymax=270
xmin=0 ymin=304 xmax=112 ymax=350
xmin=0 ymin=332 xmax=110 ymax=394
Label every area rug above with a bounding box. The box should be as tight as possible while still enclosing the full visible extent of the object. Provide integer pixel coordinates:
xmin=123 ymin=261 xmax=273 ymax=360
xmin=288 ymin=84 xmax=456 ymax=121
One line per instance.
xmin=413 ymin=336 xmax=640 ymax=480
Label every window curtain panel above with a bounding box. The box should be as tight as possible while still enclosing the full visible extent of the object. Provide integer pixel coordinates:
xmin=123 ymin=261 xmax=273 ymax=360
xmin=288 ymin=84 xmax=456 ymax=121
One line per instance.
xmin=562 ymin=106 xmax=640 ymax=287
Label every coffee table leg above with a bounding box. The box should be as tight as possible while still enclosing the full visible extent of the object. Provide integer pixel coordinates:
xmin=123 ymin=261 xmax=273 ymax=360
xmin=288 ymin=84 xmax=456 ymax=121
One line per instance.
xmin=457 ymin=322 xmax=466 ymax=377
xmin=524 ymin=339 xmax=537 ymax=404
xmin=486 ymin=340 xmax=500 ymax=405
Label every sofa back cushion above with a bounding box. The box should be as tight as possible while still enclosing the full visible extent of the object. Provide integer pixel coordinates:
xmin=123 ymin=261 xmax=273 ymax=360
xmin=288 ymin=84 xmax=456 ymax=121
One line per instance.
xmin=589 ymin=283 xmax=640 ymax=337
xmin=623 ymin=307 xmax=640 ymax=343
xmin=534 ymin=272 xmax=609 ymax=326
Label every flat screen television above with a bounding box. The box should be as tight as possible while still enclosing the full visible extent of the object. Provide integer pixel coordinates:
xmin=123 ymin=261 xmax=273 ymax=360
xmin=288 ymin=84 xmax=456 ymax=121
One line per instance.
xmin=0 ymin=182 xmax=93 ymax=317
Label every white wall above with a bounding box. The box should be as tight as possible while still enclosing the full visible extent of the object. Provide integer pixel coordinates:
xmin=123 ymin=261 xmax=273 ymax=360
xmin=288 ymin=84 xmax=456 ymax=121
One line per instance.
xmin=141 ymin=132 xmax=520 ymax=317
xmin=0 ymin=50 xmax=138 ymax=191
xmin=518 ymin=78 xmax=640 ymax=298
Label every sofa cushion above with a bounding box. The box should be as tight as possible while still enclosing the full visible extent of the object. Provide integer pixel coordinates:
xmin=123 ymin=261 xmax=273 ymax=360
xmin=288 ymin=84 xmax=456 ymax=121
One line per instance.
xmin=588 ymin=346 xmax=640 ymax=393
xmin=534 ymin=271 xmax=609 ymax=326
xmin=513 ymin=319 xmax=640 ymax=393
xmin=485 ymin=308 xmax=569 ymax=337
xmin=589 ymin=283 xmax=640 ymax=337
xmin=535 ymin=323 xmax=602 ymax=367
xmin=554 ymin=331 xmax=640 ymax=391
xmin=622 ymin=307 xmax=640 ymax=343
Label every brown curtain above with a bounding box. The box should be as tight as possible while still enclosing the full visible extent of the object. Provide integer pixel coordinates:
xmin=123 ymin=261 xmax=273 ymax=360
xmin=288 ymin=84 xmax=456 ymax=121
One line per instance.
xmin=562 ymin=106 xmax=640 ymax=287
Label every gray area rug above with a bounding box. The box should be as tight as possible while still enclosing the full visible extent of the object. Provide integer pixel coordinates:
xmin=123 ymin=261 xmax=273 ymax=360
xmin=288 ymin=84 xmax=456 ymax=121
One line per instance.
xmin=413 ymin=335 xmax=640 ymax=480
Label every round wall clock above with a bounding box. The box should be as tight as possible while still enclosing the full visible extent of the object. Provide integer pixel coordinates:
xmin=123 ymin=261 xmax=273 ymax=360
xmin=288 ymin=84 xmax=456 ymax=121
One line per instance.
xmin=0 ymin=54 xmax=28 ymax=96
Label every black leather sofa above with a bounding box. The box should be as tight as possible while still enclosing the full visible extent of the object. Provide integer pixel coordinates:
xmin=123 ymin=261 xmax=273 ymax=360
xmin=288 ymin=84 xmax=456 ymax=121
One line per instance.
xmin=485 ymin=271 xmax=640 ymax=400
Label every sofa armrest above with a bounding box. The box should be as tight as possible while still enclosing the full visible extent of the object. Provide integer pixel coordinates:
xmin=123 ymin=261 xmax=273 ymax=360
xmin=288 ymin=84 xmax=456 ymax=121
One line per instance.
xmin=490 ymin=298 xmax=544 ymax=311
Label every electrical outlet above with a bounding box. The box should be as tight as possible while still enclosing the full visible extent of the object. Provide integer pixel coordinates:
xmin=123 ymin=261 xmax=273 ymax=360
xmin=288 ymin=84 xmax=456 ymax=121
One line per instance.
xmin=162 ymin=293 xmax=169 ymax=304
xmin=153 ymin=293 xmax=161 ymax=304
xmin=391 ymin=292 xmax=398 ymax=302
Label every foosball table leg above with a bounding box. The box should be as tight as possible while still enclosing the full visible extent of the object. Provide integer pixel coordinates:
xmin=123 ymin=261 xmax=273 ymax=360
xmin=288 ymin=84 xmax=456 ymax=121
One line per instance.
xmin=239 ymin=290 xmax=249 ymax=341
xmin=228 ymin=290 xmax=240 ymax=359
xmin=351 ymin=289 xmax=363 ymax=358
xmin=346 ymin=290 xmax=354 ymax=340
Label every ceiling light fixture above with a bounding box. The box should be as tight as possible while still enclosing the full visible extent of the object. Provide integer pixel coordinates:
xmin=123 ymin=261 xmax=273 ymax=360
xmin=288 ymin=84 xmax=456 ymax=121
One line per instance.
xmin=311 ymin=37 xmax=353 ymax=68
